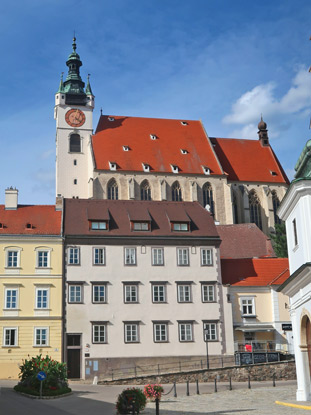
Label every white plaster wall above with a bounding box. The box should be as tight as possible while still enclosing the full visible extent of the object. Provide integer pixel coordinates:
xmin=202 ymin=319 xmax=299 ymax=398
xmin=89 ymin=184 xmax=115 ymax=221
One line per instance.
xmin=55 ymin=102 xmax=93 ymax=199
xmin=65 ymin=243 xmax=229 ymax=378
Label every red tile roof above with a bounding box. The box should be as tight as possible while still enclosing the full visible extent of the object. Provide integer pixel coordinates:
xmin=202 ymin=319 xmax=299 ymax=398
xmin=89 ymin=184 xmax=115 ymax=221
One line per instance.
xmin=217 ymin=224 xmax=275 ymax=259
xmin=221 ymin=258 xmax=289 ymax=286
xmin=0 ymin=205 xmax=61 ymax=235
xmin=93 ymin=115 xmax=224 ymax=175
xmin=64 ymin=199 xmax=220 ymax=239
xmin=210 ymin=137 xmax=289 ymax=184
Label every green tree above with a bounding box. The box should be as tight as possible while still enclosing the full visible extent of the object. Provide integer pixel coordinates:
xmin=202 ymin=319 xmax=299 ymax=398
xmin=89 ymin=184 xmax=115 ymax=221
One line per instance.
xmin=270 ymin=223 xmax=288 ymax=258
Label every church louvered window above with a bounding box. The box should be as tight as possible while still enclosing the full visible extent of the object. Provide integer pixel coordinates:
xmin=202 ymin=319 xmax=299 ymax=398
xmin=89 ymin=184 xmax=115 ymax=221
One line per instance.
xmin=69 ymin=134 xmax=81 ymax=153
xmin=203 ymin=183 xmax=214 ymax=215
xmin=140 ymin=180 xmax=151 ymax=201
xmin=249 ymin=190 xmax=262 ymax=230
xmin=172 ymin=182 xmax=182 ymax=202
xmin=107 ymin=179 xmax=118 ymax=200
xmin=272 ymin=191 xmax=281 ymax=225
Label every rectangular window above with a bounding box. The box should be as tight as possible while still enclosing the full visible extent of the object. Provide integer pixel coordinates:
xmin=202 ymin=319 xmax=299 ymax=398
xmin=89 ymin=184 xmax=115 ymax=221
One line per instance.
xmin=68 ymin=247 xmax=80 ymax=265
xmin=124 ymin=248 xmax=136 ymax=265
xmin=68 ymin=285 xmax=82 ymax=303
xmin=152 ymin=248 xmax=164 ymax=266
xmin=7 ymin=251 xmax=18 ymax=268
xmin=203 ymin=323 xmax=218 ymax=341
xmin=133 ymin=222 xmax=149 ymax=231
xmin=37 ymin=251 xmax=49 ymax=268
xmin=173 ymin=223 xmax=189 ymax=231
xmin=124 ymin=285 xmax=138 ymax=303
xmin=93 ymin=248 xmax=105 ymax=265
xmin=154 ymin=323 xmax=168 ymax=342
xmin=92 ymin=324 xmax=106 ymax=343
xmin=241 ymin=298 xmax=255 ymax=316
xmin=177 ymin=284 xmax=191 ymax=302
xmin=124 ymin=323 xmax=139 ymax=343
xmin=92 ymin=284 xmax=106 ymax=303
xmin=201 ymin=249 xmax=213 ymax=266
xmin=3 ymin=328 xmax=18 ymax=346
xmin=36 ymin=288 xmax=49 ymax=309
xmin=179 ymin=323 xmax=193 ymax=342
xmin=293 ymin=218 xmax=298 ymax=247
xmin=35 ymin=328 xmax=48 ymax=346
xmin=91 ymin=221 xmax=107 ymax=230
xmin=177 ymin=248 xmax=189 ymax=266
xmin=5 ymin=288 xmax=18 ymax=309
xmin=202 ymin=285 xmax=215 ymax=302
xmin=152 ymin=285 xmax=166 ymax=303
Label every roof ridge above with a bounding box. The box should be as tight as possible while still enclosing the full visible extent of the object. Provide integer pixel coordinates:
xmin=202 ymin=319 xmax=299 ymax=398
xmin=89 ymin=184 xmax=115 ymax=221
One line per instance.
xmin=268 ymin=267 xmax=289 ymax=285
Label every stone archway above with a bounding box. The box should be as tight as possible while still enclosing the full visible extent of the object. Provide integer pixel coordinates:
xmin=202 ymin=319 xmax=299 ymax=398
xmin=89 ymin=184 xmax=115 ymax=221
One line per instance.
xmin=301 ymin=314 xmax=311 ymax=376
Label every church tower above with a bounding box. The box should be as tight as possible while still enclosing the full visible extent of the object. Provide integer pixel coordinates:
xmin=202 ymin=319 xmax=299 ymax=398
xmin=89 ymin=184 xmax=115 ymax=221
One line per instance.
xmin=55 ymin=37 xmax=95 ymax=200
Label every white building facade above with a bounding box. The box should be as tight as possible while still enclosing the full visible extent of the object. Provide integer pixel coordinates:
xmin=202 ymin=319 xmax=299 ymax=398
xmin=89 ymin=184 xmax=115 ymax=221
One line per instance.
xmin=63 ymin=199 xmax=234 ymax=379
xmin=278 ymin=140 xmax=311 ymax=401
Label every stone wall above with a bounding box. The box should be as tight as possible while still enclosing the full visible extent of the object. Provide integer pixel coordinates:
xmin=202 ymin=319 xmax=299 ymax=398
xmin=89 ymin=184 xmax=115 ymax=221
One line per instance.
xmin=98 ymin=360 xmax=296 ymax=385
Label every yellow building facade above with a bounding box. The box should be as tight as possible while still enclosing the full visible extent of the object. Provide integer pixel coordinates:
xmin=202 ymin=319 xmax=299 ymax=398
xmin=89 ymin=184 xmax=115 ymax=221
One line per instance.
xmin=0 ymin=190 xmax=62 ymax=379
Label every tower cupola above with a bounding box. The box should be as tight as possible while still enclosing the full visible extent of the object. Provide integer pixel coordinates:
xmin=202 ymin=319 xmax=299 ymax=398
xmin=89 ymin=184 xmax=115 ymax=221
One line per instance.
xmin=257 ymin=116 xmax=269 ymax=146
xmin=61 ymin=37 xmax=87 ymax=106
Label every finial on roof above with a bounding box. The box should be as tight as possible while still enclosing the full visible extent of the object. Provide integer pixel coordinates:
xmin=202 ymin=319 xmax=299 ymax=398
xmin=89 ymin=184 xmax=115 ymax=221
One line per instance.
xmin=72 ymin=34 xmax=77 ymax=52
xmin=86 ymin=73 xmax=93 ymax=95
xmin=57 ymin=72 xmax=65 ymax=93
xmin=257 ymin=115 xmax=269 ymax=146
xmin=258 ymin=115 xmax=267 ymax=131
xmin=100 ymin=107 xmax=103 ymax=116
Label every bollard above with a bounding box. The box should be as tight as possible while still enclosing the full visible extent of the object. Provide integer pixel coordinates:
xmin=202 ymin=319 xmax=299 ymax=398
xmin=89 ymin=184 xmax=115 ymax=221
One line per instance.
xmin=186 ymin=380 xmax=190 ymax=396
xmin=214 ymin=378 xmax=217 ymax=393
xmin=158 ymin=364 xmax=160 ymax=375
xmin=273 ymin=373 xmax=276 ymax=387
xmin=111 ymin=369 xmax=114 ymax=381
xmin=155 ymin=397 xmax=160 ymax=415
xmin=173 ymin=382 xmax=177 ymax=398
xmin=221 ymin=357 xmax=224 ymax=368
xmin=196 ymin=379 xmax=200 ymax=395
xmin=229 ymin=376 xmax=232 ymax=391
xmin=248 ymin=375 xmax=251 ymax=389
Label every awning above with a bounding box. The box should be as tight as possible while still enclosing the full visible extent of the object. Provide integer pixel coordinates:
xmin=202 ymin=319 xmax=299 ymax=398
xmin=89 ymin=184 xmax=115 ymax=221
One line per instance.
xmin=234 ymin=325 xmax=275 ymax=332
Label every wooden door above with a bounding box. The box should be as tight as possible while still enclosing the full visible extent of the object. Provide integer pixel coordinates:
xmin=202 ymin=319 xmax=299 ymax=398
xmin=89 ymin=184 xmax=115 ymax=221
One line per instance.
xmin=67 ymin=349 xmax=81 ymax=379
xmin=306 ymin=318 xmax=311 ymax=376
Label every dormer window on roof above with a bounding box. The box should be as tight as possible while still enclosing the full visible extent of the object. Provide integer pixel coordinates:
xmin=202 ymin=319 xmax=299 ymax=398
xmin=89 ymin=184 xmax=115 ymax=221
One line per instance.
xmin=142 ymin=163 xmax=150 ymax=173
xmin=108 ymin=117 xmax=115 ymax=122
xmin=132 ymin=221 xmax=150 ymax=231
xmin=172 ymin=222 xmax=189 ymax=231
xmin=150 ymin=134 xmax=158 ymax=140
xmin=123 ymin=146 xmax=130 ymax=151
xmin=0 ymin=223 xmax=4 ymax=229
xmin=90 ymin=221 xmax=108 ymax=230
xmin=109 ymin=161 xmax=117 ymax=171
xmin=181 ymin=121 xmax=188 ymax=126
xmin=202 ymin=166 xmax=210 ymax=175
xmin=26 ymin=223 xmax=34 ymax=229
xmin=270 ymin=171 xmax=277 ymax=176
xmin=171 ymin=165 xmax=179 ymax=174
xmin=180 ymin=149 xmax=188 ymax=154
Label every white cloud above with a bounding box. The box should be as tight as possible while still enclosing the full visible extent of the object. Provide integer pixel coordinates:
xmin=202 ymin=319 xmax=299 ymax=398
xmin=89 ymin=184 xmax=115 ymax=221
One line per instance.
xmin=40 ymin=149 xmax=54 ymax=160
xmin=222 ymin=67 xmax=311 ymax=138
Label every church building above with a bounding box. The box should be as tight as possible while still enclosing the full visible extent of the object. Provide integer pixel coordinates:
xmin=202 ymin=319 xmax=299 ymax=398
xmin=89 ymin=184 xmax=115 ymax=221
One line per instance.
xmin=55 ymin=38 xmax=289 ymax=235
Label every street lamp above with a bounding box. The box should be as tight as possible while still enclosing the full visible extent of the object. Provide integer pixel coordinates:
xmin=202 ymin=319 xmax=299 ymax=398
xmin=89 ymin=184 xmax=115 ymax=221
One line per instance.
xmin=204 ymin=327 xmax=209 ymax=369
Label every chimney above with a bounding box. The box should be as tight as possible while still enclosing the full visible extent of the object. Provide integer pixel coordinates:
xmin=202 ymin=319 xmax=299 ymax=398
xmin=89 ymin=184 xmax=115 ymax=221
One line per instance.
xmin=5 ymin=187 xmax=18 ymax=210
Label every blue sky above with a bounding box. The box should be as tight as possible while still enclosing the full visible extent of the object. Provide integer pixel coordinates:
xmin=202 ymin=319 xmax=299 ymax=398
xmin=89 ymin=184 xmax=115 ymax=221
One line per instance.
xmin=0 ymin=0 xmax=311 ymax=204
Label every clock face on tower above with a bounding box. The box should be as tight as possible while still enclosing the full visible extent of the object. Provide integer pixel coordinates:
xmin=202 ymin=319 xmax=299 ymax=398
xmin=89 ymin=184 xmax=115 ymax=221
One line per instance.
xmin=65 ymin=109 xmax=86 ymax=127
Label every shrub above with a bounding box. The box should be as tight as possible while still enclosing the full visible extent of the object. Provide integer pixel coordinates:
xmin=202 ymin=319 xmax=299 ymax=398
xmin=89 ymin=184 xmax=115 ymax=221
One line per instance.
xmin=17 ymin=354 xmax=68 ymax=395
xmin=116 ymin=387 xmax=147 ymax=414
xmin=14 ymin=384 xmax=71 ymax=396
xmin=144 ymin=384 xmax=164 ymax=401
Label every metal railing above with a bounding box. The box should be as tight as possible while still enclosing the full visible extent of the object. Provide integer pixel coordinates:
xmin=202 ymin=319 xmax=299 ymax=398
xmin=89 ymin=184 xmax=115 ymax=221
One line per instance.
xmin=234 ymin=341 xmax=289 ymax=353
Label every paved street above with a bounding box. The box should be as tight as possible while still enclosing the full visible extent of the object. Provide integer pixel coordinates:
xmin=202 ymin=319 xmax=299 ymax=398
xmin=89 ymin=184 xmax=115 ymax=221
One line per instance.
xmin=0 ymin=379 xmax=309 ymax=415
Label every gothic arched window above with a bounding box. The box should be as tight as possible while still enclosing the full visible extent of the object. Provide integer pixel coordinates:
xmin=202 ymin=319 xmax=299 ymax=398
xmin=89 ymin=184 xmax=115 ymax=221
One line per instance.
xmin=272 ymin=190 xmax=281 ymax=225
xmin=203 ymin=183 xmax=214 ymax=215
xmin=69 ymin=134 xmax=81 ymax=153
xmin=172 ymin=182 xmax=182 ymax=202
xmin=232 ymin=191 xmax=238 ymax=224
xmin=249 ymin=190 xmax=262 ymax=230
xmin=140 ymin=180 xmax=151 ymax=201
xmin=107 ymin=179 xmax=118 ymax=200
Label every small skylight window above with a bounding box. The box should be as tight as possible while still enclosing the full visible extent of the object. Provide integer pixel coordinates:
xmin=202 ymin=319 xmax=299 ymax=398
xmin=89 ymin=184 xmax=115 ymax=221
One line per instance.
xmin=202 ymin=166 xmax=210 ymax=175
xmin=109 ymin=161 xmax=117 ymax=171
xmin=180 ymin=149 xmax=188 ymax=154
xmin=150 ymin=134 xmax=158 ymax=140
xmin=142 ymin=163 xmax=150 ymax=173
xmin=123 ymin=146 xmax=130 ymax=151
xmin=26 ymin=223 xmax=34 ymax=229
xmin=133 ymin=222 xmax=149 ymax=231
xmin=0 ymin=223 xmax=4 ymax=229
xmin=270 ymin=171 xmax=277 ymax=176
xmin=171 ymin=165 xmax=179 ymax=174
xmin=108 ymin=117 xmax=115 ymax=122
xmin=181 ymin=121 xmax=188 ymax=126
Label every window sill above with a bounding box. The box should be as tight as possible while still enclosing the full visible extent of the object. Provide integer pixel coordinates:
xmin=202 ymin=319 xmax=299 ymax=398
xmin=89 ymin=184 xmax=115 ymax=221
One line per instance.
xmin=67 ymin=264 xmax=81 ymax=266
xmin=125 ymin=341 xmax=140 ymax=344
xmin=33 ymin=346 xmax=50 ymax=348
xmin=2 ymin=346 xmax=19 ymax=348
xmin=34 ymin=308 xmax=51 ymax=311
xmin=242 ymin=314 xmax=256 ymax=318
xmin=68 ymin=302 xmax=84 ymax=305
xmin=93 ymin=264 xmax=106 ymax=266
